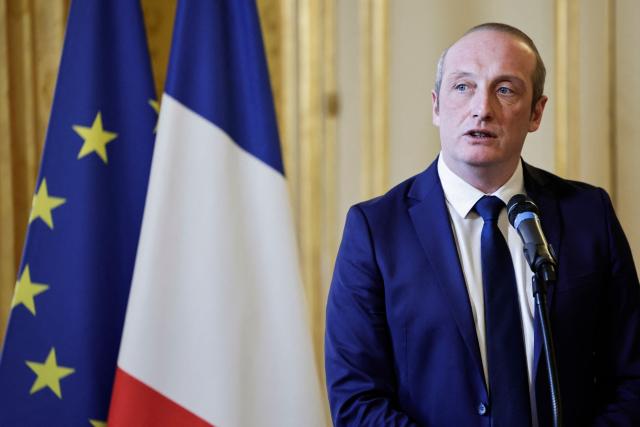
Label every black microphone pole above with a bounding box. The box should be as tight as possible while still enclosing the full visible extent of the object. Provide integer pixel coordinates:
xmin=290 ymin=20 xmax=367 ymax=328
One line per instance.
xmin=508 ymin=195 xmax=563 ymax=427
xmin=532 ymin=265 xmax=562 ymax=427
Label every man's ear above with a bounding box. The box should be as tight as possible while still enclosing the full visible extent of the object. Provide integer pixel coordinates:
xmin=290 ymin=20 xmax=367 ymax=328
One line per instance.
xmin=528 ymin=95 xmax=548 ymax=132
xmin=432 ymin=90 xmax=440 ymax=127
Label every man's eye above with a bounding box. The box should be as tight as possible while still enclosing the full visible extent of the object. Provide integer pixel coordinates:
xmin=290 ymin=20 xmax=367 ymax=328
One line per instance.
xmin=497 ymin=86 xmax=513 ymax=95
xmin=454 ymin=84 xmax=468 ymax=92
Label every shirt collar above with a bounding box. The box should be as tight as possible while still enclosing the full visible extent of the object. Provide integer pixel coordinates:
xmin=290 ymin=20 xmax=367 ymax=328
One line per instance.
xmin=437 ymin=153 xmax=525 ymax=218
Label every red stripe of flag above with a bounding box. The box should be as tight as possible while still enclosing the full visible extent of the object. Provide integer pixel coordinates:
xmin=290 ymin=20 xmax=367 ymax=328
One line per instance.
xmin=108 ymin=368 xmax=214 ymax=426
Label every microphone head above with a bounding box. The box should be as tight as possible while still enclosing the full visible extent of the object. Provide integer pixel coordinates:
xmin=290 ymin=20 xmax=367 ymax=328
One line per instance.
xmin=507 ymin=194 xmax=539 ymax=226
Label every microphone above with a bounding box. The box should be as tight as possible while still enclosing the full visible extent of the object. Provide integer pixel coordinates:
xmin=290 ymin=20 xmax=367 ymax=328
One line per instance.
xmin=507 ymin=194 xmax=557 ymax=282
xmin=508 ymin=195 xmax=563 ymax=424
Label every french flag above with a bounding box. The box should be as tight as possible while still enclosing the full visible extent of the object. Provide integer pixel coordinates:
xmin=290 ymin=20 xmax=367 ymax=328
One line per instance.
xmin=108 ymin=1 xmax=326 ymax=426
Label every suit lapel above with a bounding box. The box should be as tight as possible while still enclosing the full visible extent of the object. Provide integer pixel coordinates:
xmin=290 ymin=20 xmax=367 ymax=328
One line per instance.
xmin=407 ymin=162 xmax=485 ymax=387
xmin=405 ymin=160 xmax=563 ymax=400
xmin=523 ymin=162 xmax=563 ymax=393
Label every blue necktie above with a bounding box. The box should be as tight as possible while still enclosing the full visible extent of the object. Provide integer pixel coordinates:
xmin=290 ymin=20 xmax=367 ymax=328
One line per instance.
xmin=475 ymin=195 xmax=532 ymax=426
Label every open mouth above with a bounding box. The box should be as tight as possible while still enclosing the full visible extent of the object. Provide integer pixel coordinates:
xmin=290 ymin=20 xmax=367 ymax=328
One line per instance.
xmin=465 ymin=130 xmax=497 ymax=139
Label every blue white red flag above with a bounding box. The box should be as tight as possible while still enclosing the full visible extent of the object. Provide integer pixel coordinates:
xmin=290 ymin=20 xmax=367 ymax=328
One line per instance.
xmin=108 ymin=1 xmax=326 ymax=426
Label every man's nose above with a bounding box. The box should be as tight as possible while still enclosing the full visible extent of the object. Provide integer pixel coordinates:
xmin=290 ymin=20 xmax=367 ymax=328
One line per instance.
xmin=471 ymin=90 xmax=494 ymax=121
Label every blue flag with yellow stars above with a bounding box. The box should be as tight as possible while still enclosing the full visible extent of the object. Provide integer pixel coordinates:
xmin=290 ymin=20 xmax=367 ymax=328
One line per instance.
xmin=0 ymin=0 xmax=156 ymax=425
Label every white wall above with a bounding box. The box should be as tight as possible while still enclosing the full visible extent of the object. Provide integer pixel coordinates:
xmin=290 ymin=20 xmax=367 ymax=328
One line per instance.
xmin=336 ymin=0 xmax=362 ymax=226
xmin=616 ymin=0 xmax=640 ymax=262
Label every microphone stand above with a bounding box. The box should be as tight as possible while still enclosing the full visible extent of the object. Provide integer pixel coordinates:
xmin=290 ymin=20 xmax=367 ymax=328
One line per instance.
xmin=508 ymin=195 xmax=563 ymax=426
xmin=531 ymin=263 xmax=563 ymax=427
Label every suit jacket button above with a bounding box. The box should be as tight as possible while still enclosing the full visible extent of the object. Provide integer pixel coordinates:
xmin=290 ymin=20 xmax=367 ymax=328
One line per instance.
xmin=478 ymin=402 xmax=488 ymax=415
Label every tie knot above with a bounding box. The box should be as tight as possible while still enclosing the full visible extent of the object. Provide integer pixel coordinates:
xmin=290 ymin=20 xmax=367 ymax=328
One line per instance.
xmin=475 ymin=195 xmax=504 ymax=222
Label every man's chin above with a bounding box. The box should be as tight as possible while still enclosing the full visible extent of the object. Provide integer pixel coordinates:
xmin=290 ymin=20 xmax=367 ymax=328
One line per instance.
xmin=442 ymin=149 xmax=519 ymax=172
xmin=460 ymin=153 xmax=507 ymax=168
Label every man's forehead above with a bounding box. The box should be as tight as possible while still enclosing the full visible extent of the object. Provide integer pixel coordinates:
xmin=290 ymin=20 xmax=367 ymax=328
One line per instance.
xmin=450 ymin=28 xmax=530 ymax=50
xmin=443 ymin=30 xmax=536 ymax=77
xmin=450 ymin=29 xmax=530 ymax=53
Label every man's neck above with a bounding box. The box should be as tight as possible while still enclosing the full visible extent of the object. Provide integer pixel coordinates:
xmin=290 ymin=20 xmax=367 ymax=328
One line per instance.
xmin=441 ymin=156 xmax=520 ymax=194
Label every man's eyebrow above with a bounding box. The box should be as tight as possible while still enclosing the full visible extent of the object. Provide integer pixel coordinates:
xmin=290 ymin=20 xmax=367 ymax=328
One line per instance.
xmin=494 ymin=74 xmax=526 ymax=85
xmin=446 ymin=71 xmax=474 ymax=80
xmin=446 ymin=72 xmax=527 ymax=86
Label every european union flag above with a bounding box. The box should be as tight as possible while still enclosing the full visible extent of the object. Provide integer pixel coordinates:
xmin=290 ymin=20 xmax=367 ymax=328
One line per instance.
xmin=0 ymin=0 xmax=156 ymax=425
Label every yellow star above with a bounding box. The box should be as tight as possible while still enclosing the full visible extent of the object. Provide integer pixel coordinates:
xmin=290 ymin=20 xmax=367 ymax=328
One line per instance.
xmin=149 ymin=98 xmax=160 ymax=133
xmin=25 ymin=348 xmax=75 ymax=399
xmin=73 ymin=111 xmax=117 ymax=164
xmin=89 ymin=420 xmax=106 ymax=427
xmin=29 ymin=178 xmax=66 ymax=229
xmin=12 ymin=265 xmax=49 ymax=315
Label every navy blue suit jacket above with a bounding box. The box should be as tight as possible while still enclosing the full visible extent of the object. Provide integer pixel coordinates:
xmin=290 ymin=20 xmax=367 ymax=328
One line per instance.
xmin=325 ymin=159 xmax=640 ymax=426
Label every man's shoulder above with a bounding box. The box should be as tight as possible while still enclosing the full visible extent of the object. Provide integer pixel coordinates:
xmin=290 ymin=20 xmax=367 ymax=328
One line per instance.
xmin=348 ymin=160 xmax=614 ymax=221
xmin=356 ymin=176 xmax=416 ymax=210
xmin=524 ymin=162 xmax=608 ymax=201
xmin=353 ymin=162 xmax=438 ymax=215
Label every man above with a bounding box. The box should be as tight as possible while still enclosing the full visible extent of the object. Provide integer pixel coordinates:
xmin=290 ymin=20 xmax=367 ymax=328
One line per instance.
xmin=325 ymin=23 xmax=640 ymax=426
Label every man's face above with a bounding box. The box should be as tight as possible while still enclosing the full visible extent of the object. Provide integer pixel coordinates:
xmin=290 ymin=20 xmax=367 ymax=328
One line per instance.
xmin=432 ymin=30 xmax=547 ymax=178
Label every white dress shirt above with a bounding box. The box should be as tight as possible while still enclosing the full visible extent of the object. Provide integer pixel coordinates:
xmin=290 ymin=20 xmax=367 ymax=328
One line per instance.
xmin=437 ymin=154 xmax=537 ymax=422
